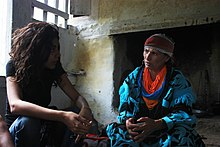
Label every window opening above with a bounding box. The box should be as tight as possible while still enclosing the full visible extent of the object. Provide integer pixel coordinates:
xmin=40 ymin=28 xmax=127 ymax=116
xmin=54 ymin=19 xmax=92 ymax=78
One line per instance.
xmin=32 ymin=0 xmax=69 ymax=28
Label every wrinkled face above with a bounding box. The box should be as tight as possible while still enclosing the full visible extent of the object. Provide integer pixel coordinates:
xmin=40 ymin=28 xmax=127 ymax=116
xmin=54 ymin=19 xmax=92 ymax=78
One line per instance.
xmin=44 ymin=38 xmax=60 ymax=69
xmin=143 ymin=47 xmax=170 ymax=73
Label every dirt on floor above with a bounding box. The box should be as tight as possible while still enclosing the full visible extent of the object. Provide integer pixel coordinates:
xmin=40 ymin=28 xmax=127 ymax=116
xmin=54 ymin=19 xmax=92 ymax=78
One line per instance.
xmin=196 ymin=115 xmax=220 ymax=147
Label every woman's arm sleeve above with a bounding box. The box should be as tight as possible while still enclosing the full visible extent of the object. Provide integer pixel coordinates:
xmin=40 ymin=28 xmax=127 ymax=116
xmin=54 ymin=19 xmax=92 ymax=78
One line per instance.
xmin=162 ymin=71 xmax=197 ymax=130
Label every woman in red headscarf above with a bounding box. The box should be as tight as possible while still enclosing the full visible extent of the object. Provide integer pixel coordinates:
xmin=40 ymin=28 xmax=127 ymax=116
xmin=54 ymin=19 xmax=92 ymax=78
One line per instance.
xmin=106 ymin=34 xmax=205 ymax=147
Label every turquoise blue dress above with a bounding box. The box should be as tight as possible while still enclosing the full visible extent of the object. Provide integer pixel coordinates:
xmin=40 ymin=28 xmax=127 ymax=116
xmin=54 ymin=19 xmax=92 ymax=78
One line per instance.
xmin=106 ymin=66 xmax=205 ymax=147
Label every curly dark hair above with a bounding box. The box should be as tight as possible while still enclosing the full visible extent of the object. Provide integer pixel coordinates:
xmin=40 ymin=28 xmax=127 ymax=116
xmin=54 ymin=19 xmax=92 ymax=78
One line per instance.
xmin=9 ymin=22 xmax=60 ymax=86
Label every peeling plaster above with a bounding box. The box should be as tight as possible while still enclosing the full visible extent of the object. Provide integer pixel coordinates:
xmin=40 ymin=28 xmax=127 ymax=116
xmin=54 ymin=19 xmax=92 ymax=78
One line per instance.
xmin=68 ymin=36 xmax=117 ymax=125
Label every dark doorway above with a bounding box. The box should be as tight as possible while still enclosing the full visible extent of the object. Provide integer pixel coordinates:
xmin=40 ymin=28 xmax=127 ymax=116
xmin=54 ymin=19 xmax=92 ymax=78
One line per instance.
xmin=113 ymin=23 xmax=220 ymax=115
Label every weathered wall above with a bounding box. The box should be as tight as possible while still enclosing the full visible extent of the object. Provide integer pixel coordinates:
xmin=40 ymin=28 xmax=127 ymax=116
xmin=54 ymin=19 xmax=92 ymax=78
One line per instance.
xmin=63 ymin=33 xmax=117 ymax=124
xmin=68 ymin=0 xmax=220 ymax=125
xmin=109 ymin=0 xmax=220 ymax=34
xmin=73 ymin=36 xmax=116 ymax=122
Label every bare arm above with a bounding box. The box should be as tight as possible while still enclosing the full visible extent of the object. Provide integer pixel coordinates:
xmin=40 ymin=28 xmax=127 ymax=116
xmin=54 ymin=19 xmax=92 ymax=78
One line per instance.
xmin=6 ymin=76 xmax=65 ymax=121
xmin=57 ymin=74 xmax=93 ymax=121
xmin=58 ymin=74 xmax=94 ymax=142
xmin=6 ymin=76 xmax=90 ymax=135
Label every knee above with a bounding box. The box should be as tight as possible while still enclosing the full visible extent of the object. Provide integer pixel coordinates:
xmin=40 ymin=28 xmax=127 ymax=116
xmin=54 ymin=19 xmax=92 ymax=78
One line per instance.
xmin=9 ymin=116 xmax=42 ymax=141
xmin=18 ymin=116 xmax=41 ymax=130
xmin=10 ymin=116 xmax=41 ymax=133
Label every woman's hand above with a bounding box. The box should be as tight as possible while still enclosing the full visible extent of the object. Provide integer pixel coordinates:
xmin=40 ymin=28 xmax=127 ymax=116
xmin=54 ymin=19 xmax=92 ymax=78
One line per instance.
xmin=126 ymin=118 xmax=140 ymax=140
xmin=62 ymin=111 xmax=92 ymax=135
xmin=126 ymin=117 xmax=164 ymax=143
xmin=79 ymin=107 xmax=93 ymax=121
xmin=75 ymin=107 xmax=93 ymax=143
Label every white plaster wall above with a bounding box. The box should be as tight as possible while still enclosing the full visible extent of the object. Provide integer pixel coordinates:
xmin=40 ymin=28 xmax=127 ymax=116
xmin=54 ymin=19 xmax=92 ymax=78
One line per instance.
xmin=66 ymin=35 xmax=117 ymax=124
xmin=109 ymin=0 xmax=220 ymax=34
xmin=68 ymin=6 xmax=118 ymax=124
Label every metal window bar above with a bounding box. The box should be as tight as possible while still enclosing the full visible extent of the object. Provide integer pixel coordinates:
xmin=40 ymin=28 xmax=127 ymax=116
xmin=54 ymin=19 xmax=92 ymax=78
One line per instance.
xmin=43 ymin=0 xmax=48 ymax=22
xmin=64 ymin=0 xmax=69 ymax=28
xmin=32 ymin=0 xmax=69 ymax=28
xmin=55 ymin=0 xmax=59 ymax=25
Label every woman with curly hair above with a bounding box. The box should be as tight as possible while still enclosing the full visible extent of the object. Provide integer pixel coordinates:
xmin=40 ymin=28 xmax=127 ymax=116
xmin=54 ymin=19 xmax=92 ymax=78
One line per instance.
xmin=5 ymin=22 xmax=93 ymax=146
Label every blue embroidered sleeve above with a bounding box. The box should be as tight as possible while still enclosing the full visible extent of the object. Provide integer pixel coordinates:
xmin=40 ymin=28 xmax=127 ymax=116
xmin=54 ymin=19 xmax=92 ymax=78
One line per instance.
xmin=117 ymin=67 xmax=141 ymax=123
xmin=162 ymin=70 xmax=197 ymax=130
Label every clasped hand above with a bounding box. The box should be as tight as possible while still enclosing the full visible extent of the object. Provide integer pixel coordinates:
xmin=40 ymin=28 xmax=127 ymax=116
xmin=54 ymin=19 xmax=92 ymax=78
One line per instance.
xmin=126 ymin=117 xmax=158 ymax=143
xmin=75 ymin=107 xmax=93 ymax=143
xmin=63 ymin=107 xmax=93 ymax=143
xmin=64 ymin=112 xmax=92 ymax=134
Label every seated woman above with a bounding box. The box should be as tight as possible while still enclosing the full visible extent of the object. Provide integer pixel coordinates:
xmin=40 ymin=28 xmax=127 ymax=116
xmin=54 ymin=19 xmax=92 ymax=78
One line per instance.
xmin=5 ymin=22 xmax=93 ymax=146
xmin=106 ymin=34 xmax=205 ymax=147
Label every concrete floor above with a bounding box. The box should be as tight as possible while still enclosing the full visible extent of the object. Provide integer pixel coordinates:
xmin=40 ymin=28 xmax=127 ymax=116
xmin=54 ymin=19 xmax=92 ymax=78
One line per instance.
xmin=1 ymin=75 xmax=220 ymax=146
xmin=196 ymin=115 xmax=220 ymax=147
